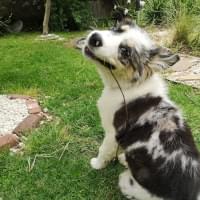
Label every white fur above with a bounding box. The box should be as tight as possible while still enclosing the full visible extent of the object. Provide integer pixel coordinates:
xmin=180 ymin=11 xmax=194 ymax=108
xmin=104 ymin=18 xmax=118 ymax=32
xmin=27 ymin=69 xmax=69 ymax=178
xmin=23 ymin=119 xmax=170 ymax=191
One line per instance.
xmin=90 ymin=73 xmax=167 ymax=169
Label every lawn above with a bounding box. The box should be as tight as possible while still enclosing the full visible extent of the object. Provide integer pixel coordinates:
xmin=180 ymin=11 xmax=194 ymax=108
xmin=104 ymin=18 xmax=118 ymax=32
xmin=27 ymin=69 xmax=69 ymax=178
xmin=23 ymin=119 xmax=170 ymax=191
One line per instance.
xmin=0 ymin=33 xmax=200 ymax=200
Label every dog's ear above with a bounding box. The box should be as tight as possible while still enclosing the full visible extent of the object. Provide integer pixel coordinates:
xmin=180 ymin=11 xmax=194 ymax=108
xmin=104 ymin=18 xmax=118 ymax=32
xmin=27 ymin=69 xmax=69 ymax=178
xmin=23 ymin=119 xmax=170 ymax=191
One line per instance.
xmin=75 ymin=37 xmax=86 ymax=50
xmin=129 ymin=46 xmax=179 ymax=76
xmin=148 ymin=47 xmax=180 ymax=70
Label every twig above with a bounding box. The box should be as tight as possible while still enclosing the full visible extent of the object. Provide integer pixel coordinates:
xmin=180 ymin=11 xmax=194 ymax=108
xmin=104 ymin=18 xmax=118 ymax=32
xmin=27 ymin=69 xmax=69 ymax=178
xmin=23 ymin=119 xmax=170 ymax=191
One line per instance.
xmin=28 ymin=153 xmax=55 ymax=172
xmin=27 ymin=143 xmax=70 ymax=172
xmin=27 ymin=156 xmax=31 ymax=172
xmin=59 ymin=142 xmax=70 ymax=160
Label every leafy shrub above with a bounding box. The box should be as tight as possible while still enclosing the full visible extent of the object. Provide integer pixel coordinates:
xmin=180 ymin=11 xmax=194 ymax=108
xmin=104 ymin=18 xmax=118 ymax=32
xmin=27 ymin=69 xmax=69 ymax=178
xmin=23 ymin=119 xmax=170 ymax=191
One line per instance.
xmin=50 ymin=0 xmax=93 ymax=31
xmin=141 ymin=0 xmax=200 ymax=25
xmin=142 ymin=0 xmax=168 ymax=25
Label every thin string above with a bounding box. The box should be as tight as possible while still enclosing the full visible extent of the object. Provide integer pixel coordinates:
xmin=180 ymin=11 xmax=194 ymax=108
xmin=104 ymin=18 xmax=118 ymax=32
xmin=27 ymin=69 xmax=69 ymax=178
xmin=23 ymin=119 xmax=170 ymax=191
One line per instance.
xmin=108 ymin=68 xmax=129 ymax=161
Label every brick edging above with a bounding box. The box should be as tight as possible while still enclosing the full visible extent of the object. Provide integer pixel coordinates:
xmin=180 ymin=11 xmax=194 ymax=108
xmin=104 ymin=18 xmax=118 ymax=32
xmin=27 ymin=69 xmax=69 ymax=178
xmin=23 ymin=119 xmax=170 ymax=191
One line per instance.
xmin=0 ymin=94 xmax=45 ymax=150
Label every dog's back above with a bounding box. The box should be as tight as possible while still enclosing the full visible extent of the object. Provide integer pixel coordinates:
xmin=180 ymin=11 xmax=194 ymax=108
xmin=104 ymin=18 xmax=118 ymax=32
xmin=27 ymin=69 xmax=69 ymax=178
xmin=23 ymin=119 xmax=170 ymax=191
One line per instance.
xmin=114 ymin=91 xmax=200 ymax=200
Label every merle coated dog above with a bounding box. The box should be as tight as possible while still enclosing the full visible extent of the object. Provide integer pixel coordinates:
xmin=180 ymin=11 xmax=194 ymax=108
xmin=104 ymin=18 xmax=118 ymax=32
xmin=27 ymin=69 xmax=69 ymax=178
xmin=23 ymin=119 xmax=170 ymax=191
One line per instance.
xmin=82 ymin=18 xmax=200 ymax=200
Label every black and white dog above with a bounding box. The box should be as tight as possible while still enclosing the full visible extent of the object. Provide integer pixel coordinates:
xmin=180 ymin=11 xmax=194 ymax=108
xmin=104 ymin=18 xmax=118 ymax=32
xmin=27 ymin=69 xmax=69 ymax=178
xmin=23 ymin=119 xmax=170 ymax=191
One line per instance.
xmin=82 ymin=18 xmax=200 ymax=200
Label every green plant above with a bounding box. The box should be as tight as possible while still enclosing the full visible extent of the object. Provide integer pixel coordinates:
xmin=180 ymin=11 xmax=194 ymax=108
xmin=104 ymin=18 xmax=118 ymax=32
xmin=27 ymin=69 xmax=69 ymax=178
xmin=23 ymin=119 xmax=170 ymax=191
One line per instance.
xmin=69 ymin=0 xmax=93 ymax=30
xmin=50 ymin=0 xmax=93 ymax=31
xmin=190 ymin=32 xmax=200 ymax=51
xmin=142 ymin=0 xmax=168 ymax=25
xmin=172 ymin=12 xmax=192 ymax=45
xmin=172 ymin=0 xmax=200 ymax=15
xmin=141 ymin=0 xmax=200 ymax=25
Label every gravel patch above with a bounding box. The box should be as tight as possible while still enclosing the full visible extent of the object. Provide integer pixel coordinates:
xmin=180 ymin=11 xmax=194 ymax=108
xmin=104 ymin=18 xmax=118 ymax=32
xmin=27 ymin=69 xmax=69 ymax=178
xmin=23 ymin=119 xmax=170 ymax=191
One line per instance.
xmin=0 ymin=95 xmax=29 ymax=136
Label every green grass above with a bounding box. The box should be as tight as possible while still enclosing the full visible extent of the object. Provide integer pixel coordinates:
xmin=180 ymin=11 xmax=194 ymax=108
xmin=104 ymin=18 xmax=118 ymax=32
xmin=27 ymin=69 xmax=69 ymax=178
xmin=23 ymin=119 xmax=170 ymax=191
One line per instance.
xmin=0 ymin=33 xmax=200 ymax=200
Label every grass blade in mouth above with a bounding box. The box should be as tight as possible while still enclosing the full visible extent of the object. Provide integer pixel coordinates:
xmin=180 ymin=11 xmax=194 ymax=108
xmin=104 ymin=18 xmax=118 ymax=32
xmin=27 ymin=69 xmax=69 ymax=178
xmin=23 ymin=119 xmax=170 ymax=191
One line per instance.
xmin=85 ymin=46 xmax=116 ymax=69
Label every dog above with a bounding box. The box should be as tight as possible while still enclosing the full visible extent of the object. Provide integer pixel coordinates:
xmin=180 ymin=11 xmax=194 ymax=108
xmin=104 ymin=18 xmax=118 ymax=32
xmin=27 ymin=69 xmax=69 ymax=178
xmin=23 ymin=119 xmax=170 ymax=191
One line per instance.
xmin=81 ymin=18 xmax=200 ymax=200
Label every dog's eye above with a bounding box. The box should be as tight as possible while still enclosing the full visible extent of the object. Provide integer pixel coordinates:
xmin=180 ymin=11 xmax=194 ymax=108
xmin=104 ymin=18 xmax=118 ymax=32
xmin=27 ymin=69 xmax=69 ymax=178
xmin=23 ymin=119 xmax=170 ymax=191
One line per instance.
xmin=119 ymin=46 xmax=130 ymax=58
xmin=111 ymin=27 xmax=124 ymax=33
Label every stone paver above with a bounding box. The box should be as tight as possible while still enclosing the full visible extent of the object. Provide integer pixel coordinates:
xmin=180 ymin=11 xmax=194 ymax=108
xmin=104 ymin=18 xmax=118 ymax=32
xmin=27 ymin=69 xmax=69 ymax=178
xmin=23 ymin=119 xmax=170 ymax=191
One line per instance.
xmin=26 ymin=99 xmax=42 ymax=114
xmin=36 ymin=34 xmax=64 ymax=41
xmin=150 ymin=30 xmax=200 ymax=88
xmin=164 ymin=54 xmax=200 ymax=88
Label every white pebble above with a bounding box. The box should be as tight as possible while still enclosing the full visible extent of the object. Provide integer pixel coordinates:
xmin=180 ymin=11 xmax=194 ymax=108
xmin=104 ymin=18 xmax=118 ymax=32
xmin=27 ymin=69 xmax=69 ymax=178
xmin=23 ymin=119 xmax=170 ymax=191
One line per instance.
xmin=0 ymin=95 xmax=29 ymax=135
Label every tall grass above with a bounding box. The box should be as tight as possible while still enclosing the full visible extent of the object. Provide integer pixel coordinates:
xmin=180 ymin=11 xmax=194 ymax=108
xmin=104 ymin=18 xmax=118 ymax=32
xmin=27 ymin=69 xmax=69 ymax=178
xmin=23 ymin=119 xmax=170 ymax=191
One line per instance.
xmin=141 ymin=0 xmax=200 ymax=25
xmin=172 ymin=12 xmax=200 ymax=52
xmin=172 ymin=12 xmax=193 ymax=45
xmin=140 ymin=0 xmax=200 ymax=53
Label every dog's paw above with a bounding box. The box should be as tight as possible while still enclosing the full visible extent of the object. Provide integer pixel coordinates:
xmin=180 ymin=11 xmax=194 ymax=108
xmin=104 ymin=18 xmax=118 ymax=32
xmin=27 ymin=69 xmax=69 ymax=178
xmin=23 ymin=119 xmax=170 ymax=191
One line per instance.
xmin=118 ymin=153 xmax=128 ymax=168
xmin=90 ymin=158 xmax=105 ymax=170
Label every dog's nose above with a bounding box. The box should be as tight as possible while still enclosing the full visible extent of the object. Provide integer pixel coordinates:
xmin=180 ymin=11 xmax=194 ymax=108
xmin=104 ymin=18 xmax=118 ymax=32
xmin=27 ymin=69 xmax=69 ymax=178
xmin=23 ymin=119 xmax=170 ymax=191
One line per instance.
xmin=89 ymin=33 xmax=103 ymax=47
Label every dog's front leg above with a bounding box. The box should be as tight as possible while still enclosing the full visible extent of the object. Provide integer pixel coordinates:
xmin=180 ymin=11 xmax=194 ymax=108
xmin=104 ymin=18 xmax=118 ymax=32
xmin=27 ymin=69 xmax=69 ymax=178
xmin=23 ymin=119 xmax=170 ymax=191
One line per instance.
xmin=90 ymin=133 xmax=118 ymax=170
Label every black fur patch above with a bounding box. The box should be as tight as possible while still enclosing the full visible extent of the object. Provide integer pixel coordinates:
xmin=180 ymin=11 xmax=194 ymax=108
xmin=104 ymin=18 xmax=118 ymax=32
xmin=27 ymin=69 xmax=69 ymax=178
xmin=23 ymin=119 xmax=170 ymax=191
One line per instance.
xmin=159 ymin=122 xmax=199 ymax=158
xmin=114 ymin=94 xmax=161 ymax=129
xmin=112 ymin=15 xmax=135 ymax=33
xmin=129 ymin=178 xmax=134 ymax=186
xmin=126 ymin=147 xmax=200 ymax=200
xmin=114 ymin=94 xmax=161 ymax=148
xmin=116 ymin=122 xmax=154 ymax=148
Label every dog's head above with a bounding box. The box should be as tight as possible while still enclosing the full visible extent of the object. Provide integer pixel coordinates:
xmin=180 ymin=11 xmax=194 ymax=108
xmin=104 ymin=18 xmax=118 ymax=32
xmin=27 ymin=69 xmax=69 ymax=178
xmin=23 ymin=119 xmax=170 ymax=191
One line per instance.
xmin=82 ymin=19 xmax=179 ymax=82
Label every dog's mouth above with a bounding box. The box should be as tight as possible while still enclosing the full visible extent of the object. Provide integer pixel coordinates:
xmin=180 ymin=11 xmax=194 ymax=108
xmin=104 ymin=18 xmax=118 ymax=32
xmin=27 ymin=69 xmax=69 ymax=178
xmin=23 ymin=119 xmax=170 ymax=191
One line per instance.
xmin=84 ymin=46 xmax=116 ymax=70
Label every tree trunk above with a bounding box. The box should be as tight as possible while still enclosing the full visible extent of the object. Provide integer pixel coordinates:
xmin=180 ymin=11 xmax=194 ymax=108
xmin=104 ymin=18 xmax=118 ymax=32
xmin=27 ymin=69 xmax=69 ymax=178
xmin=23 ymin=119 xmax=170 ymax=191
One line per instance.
xmin=42 ymin=0 xmax=51 ymax=35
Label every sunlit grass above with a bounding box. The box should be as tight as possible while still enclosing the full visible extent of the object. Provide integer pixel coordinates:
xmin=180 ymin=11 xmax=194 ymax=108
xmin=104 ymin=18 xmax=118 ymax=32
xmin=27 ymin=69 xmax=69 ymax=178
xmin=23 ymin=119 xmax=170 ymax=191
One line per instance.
xmin=0 ymin=33 xmax=199 ymax=200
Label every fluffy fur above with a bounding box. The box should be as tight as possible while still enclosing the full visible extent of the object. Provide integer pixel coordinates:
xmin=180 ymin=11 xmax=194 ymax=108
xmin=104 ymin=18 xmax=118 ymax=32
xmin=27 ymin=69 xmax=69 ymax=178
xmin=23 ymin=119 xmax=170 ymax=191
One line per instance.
xmin=82 ymin=19 xmax=200 ymax=200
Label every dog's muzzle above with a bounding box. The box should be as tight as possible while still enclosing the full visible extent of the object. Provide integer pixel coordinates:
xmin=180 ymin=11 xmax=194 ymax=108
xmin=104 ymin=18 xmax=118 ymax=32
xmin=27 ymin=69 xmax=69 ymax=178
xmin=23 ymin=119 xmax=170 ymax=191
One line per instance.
xmin=79 ymin=32 xmax=116 ymax=70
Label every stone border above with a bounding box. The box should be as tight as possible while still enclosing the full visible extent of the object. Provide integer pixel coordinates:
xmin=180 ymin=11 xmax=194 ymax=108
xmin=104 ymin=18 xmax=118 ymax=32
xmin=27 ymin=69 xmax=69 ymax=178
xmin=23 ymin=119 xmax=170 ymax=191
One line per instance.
xmin=0 ymin=94 xmax=45 ymax=150
xmin=36 ymin=34 xmax=65 ymax=41
xmin=164 ymin=54 xmax=200 ymax=89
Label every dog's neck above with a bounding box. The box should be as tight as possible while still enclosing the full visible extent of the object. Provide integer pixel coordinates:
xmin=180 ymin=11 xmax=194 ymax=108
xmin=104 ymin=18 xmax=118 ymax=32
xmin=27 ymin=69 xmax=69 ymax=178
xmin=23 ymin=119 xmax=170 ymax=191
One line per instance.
xmin=97 ymin=67 xmax=133 ymax=89
xmin=97 ymin=65 xmax=154 ymax=90
xmin=97 ymin=66 xmax=168 ymax=100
